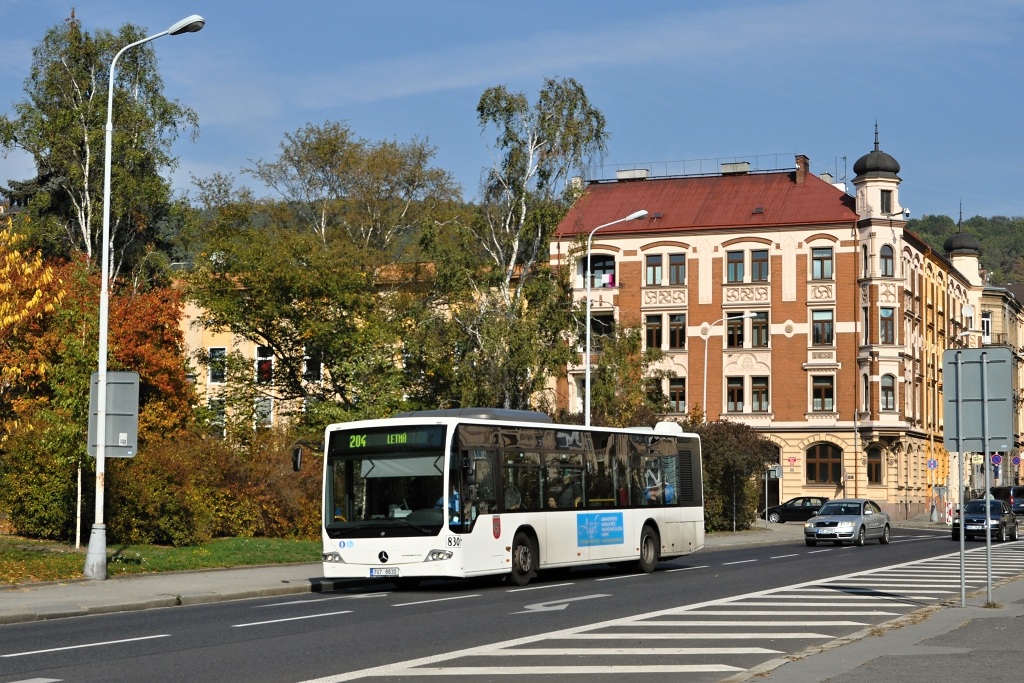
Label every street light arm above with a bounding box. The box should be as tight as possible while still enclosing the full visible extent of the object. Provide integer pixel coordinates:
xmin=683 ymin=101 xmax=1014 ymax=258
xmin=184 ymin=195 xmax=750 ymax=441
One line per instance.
xmin=584 ymin=209 xmax=648 ymax=426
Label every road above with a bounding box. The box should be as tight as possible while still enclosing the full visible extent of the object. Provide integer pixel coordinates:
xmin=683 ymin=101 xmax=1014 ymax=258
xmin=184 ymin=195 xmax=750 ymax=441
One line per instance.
xmin=3 ymin=526 xmax=1014 ymax=683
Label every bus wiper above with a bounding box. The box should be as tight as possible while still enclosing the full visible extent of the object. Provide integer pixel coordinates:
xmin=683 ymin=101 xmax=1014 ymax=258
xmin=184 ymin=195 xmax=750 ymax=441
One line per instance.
xmin=395 ymin=518 xmax=434 ymax=534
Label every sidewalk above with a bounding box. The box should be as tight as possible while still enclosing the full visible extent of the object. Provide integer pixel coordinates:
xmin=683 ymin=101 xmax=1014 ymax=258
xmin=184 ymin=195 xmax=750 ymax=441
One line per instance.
xmin=2 ymin=518 xmax=1020 ymax=683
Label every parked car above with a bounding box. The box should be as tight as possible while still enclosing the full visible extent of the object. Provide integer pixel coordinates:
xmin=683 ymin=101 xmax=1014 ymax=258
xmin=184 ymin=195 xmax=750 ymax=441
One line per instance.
xmin=989 ymin=486 xmax=1024 ymax=516
xmin=952 ymin=499 xmax=1019 ymax=542
xmin=764 ymin=496 xmax=829 ymax=524
xmin=804 ymin=498 xmax=891 ymax=546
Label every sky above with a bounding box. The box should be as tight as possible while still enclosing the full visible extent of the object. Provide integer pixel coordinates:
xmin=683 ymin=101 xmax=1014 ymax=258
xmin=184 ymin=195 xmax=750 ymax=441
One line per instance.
xmin=1 ymin=0 xmax=1023 ymax=219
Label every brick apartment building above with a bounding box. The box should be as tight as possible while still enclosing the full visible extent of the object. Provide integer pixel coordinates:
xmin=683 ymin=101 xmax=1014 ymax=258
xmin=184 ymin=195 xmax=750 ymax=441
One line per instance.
xmin=550 ymin=134 xmax=1019 ymax=520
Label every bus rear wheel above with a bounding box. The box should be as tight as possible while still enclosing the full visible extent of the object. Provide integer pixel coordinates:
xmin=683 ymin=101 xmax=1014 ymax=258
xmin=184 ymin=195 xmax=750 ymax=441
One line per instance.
xmin=637 ymin=525 xmax=660 ymax=573
xmin=510 ymin=531 xmax=537 ymax=586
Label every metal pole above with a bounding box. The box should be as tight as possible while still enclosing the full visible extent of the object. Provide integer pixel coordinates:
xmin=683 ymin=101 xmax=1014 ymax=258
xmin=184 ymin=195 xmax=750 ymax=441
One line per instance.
xmin=702 ymin=319 xmax=718 ymax=422
xmin=583 ymin=210 xmax=647 ymax=426
xmin=83 ymin=15 xmax=205 ymax=580
xmin=981 ymin=351 xmax=992 ymax=603
xmin=956 ymin=351 xmax=965 ymax=607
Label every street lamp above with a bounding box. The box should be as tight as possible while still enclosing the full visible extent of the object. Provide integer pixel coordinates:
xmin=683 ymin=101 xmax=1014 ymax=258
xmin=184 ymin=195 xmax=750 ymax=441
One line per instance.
xmin=84 ymin=14 xmax=205 ymax=581
xmin=701 ymin=311 xmax=757 ymax=422
xmin=583 ymin=209 xmax=648 ymax=426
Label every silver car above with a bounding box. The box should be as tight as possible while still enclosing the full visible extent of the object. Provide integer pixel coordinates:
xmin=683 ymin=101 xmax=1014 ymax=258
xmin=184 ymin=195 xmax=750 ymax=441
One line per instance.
xmin=804 ymin=498 xmax=891 ymax=546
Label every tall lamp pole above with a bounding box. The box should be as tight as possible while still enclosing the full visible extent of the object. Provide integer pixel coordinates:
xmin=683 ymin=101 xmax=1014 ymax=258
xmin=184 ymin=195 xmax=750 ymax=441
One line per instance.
xmin=84 ymin=14 xmax=205 ymax=580
xmin=701 ymin=312 xmax=756 ymax=422
xmin=584 ymin=209 xmax=648 ymax=426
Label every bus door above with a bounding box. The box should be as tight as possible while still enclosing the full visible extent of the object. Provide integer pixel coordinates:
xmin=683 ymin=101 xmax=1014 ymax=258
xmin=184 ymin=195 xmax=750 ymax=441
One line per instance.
xmin=583 ymin=437 xmax=632 ymax=563
xmin=456 ymin=449 xmax=505 ymax=573
xmin=542 ymin=452 xmax=589 ymax=566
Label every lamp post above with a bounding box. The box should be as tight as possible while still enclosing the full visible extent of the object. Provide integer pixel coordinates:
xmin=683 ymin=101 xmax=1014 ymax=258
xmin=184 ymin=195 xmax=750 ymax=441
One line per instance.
xmin=84 ymin=14 xmax=205 ymax=580
xmin=701 ymin=311 xmax=757 ymax=422
xmin=583 ymin=209 xmax=648 ymax=426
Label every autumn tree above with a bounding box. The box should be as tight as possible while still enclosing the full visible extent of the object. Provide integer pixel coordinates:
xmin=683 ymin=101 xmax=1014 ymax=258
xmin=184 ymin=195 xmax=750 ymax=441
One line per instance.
xmin=0 ymin=258 xmax=197 ymax=540
xmin=0 ymin=10 xmax=198 ymax=283
xmin=417 ymin=77 xmax=608 ymax=410
xmin=0 ymin=220 xmax=65 ymax=440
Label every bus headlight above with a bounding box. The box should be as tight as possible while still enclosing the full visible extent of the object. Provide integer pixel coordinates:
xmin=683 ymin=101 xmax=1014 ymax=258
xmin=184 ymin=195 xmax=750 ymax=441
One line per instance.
xmin=322 ymin=552 xmax=344 ymax=563
xmin=426 ymin=549 xmax=454 ymax=562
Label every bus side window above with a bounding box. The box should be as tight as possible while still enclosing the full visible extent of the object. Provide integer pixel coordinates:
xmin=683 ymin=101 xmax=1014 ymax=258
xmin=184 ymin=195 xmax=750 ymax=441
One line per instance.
xmin=586 ymin=450 xmax=614 ymax=507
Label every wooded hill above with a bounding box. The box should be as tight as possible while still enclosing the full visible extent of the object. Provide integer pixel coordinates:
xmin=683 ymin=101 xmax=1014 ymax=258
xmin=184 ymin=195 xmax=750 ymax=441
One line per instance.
xmin=910 ymin=214 xmax=1024 ymax=287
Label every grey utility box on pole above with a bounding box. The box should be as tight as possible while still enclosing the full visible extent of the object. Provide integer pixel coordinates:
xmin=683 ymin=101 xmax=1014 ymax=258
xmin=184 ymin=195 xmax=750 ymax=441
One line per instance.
xmin=87 ymin=371 xmax=140 ymax=458
xmin=942 ymin=347 xmax=1014 ymax=453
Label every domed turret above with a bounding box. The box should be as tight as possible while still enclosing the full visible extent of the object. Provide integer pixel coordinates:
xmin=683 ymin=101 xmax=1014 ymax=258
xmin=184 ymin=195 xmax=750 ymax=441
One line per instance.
xmin=853 ymin=125 xmax=901 ymax=182
xmin=943 ymin=231 xmax=981 ymax=257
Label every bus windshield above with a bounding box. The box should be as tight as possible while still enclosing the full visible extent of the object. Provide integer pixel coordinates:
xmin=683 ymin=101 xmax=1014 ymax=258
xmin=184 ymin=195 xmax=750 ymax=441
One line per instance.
xmin=325 ymin=424 xmax=448 ymax=538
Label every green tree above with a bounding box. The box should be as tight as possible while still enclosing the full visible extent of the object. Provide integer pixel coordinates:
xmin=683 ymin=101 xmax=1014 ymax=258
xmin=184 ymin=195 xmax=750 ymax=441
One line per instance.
xmin=246 ymin=120 xmax=459 ymax=252
xmin=185 ymin=123 xmax=459 ymax=432
xmin=0 ymin=10 xmax=198 ymax=283
xmin=417 ymin=77 xmax=608 ymax=410
xmin=688 ymin=418 xmax=777 ymax=532
xmin=587 ymin=325 xmax=672 ymax=428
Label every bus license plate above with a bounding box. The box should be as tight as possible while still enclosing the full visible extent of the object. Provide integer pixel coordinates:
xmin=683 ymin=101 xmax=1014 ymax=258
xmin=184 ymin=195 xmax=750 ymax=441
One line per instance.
xmin=369 ymin=567 xmax=399 ymax=577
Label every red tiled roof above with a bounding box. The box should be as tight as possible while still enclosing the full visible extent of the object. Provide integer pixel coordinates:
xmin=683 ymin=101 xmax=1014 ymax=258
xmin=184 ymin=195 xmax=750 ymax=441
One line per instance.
xmin=555 ymin=170 xmax=858 ymax=239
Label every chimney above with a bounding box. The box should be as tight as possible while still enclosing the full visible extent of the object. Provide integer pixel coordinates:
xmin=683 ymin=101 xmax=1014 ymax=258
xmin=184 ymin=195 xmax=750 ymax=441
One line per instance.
xmin=795 ymin=155 xmax=809 ymax=185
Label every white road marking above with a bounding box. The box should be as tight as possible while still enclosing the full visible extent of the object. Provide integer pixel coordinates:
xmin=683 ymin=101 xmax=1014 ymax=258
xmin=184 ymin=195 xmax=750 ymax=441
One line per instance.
xmin=505 ymin=583 xmax=572 ymax=593
xmin=392 ymin=595 xmax=480 ymax=607
xmin=233 ymin=610 xmax=352 ymax=627
xmin=257 ymin=593 xmax=387 ymax=608
xmin=3 ymin=635 xmax=169 ymax=658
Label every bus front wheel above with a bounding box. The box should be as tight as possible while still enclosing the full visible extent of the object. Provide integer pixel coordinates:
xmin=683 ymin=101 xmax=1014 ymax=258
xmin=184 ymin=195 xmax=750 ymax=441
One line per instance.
xmin=510 ymin=531 xmax=538 ymax=586
xmin=637 ymin=525 xmax=660 ymax=573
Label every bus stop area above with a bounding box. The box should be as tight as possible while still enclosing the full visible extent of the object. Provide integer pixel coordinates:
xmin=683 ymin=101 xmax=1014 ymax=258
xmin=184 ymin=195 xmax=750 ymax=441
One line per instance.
xmin=2 ymin=516 xmax=1022 ymax=683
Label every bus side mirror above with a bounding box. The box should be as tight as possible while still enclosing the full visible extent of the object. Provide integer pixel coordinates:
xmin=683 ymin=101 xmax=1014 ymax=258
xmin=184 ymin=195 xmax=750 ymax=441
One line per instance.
xmin=292 ymin=446 xmax=302 ymax=472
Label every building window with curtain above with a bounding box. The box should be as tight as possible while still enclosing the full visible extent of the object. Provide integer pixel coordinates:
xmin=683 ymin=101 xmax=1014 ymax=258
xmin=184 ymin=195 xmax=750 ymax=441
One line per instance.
xmin=208 ymin=347 xmax=226 ymax=384
xmin=727 ymin=377 xmax=744 ymax=412
xmin=751 ymin=249 xmax=769 ymax=281
xmin=668 ymin=314 xmax=686 ymax=350
xmin=588 ymin=254 xmax=616 ymax=288
xmin=812 ymin=247 xmax=833 ymax=280
xmin=812 ymin=310 xmax=834 ymax=346
xmin=645 ymin=254 xmax=663 ymax=286
xmin=751 ymin=311 xmax=769 ymax=347
xmin=751 ymin=376 xmax=769 ymax=412
xmin=645 ymin=314 xmax=662 ymax=350
xmin=880 ymin=307 xmax=895 ymax=344
xmin=669 ymin=253 xmax=686 ymax=285
xmin=726 ymin=312 xmax=746 ymax=348
xmin=727 ymin=251 xmax=744 ymax=283
xmin=669 ymin=378 xmax=686 ymax=412
xmin=880 ymin=189 xmax=893 ymax=215
xmin=879 ymin=244 xmax=894 ymax=276
xmin=812 ymin=375 xmax=834 ymax=411
xmin=867 ymin=447 xmax=882 ymax=484
xmin=806 ymin=442 xmax=842 ymax=484
xmin=881 ymin=374 xmax=896 ymax=410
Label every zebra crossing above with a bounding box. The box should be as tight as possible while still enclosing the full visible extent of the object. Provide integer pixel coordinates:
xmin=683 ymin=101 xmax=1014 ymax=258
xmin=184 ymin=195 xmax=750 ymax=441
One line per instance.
xmin=311 ymin=543 xmax=1024 ymax=682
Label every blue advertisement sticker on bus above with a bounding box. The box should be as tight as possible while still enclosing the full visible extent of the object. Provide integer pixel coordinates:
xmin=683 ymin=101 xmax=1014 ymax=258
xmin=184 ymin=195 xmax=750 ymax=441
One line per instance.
xmin=577 ymin=512 xmax=625 ymax=546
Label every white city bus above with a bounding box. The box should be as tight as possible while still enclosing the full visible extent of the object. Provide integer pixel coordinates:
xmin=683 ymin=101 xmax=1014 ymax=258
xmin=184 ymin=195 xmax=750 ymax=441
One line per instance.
xmin=320 ymin=408 xmax=704 ymax=586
